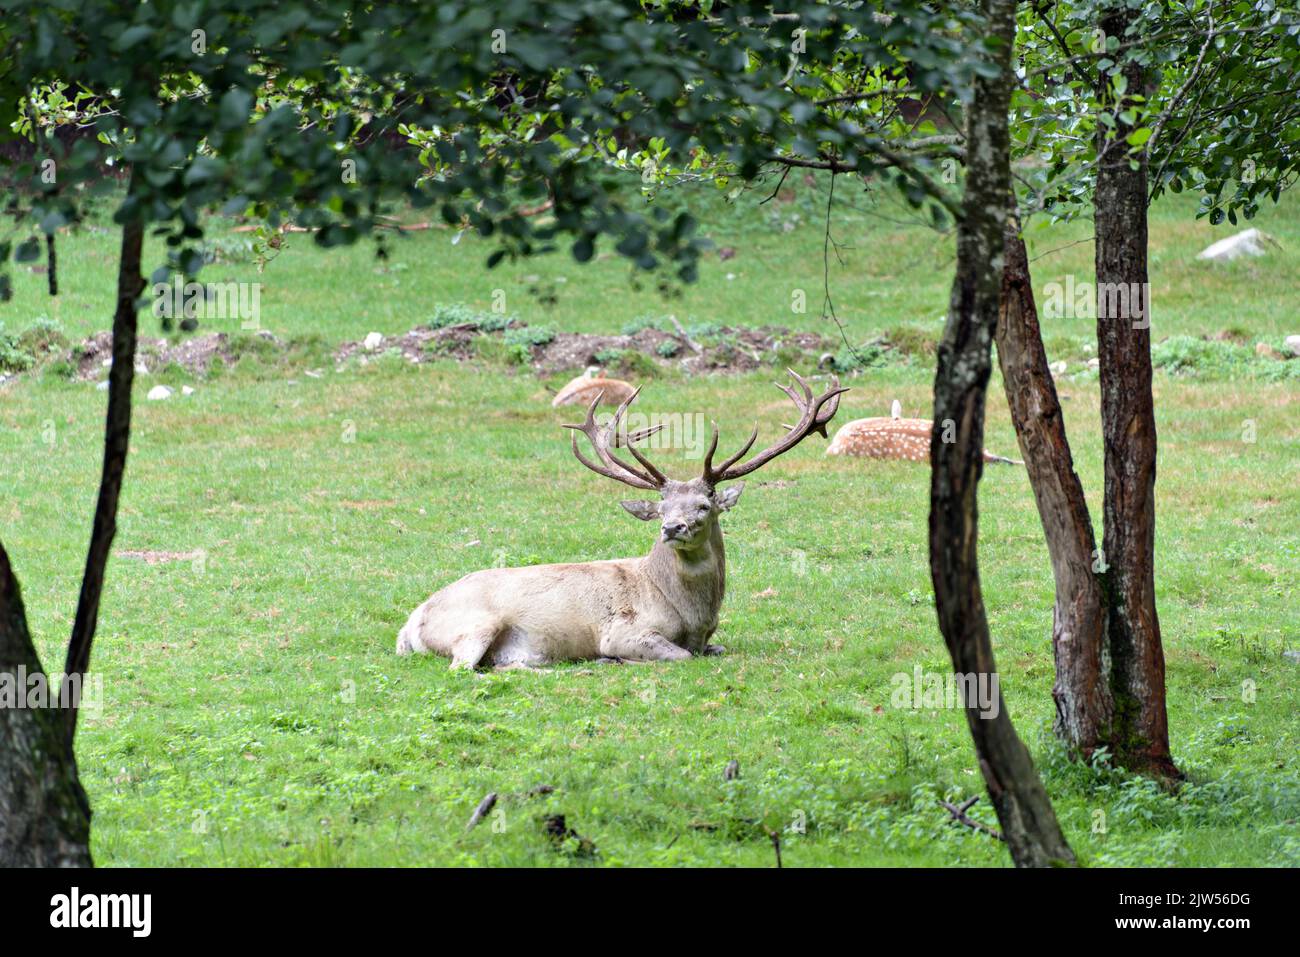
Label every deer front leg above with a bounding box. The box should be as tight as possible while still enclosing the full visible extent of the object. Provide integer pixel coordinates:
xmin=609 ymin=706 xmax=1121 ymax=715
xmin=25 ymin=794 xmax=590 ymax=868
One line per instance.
xmin=599 ymin=631 xmax=692 ymax=664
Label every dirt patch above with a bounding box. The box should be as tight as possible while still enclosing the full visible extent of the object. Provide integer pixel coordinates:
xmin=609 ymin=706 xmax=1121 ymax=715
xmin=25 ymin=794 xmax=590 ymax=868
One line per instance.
xmin=71 ymin=330 xmax=278 ymax=381
xmin=49 ymin=321 xmax=853 ymax=385
xmin=335 ymin=322 xmax=840 ymax=377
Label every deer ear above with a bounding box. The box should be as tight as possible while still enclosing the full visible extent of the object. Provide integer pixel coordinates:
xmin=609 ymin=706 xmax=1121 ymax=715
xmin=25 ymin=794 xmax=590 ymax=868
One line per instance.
xmin=620 ymin=500 xmax=659 ymax=521
xmin=716 ymin=482 xmax=745 ymax=511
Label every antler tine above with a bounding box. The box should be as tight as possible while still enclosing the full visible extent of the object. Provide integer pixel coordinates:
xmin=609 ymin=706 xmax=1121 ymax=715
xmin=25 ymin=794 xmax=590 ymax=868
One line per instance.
xmin=608 ymin=386 xmax=670 ymax=484
xmin=787 ymin=367 xmax=814 ymax=403
xmin=615 ymin=423 xmax=665 ymax=448
xmin=706 ymin=371 xmax=848 ymax=483
xmin=623 ymin=427 xmax=669 ymax=484
xmin=709 ymin=423 xmax=759 ymax=477
xmin=566 ymin=431 xmax=655 ymax=489
xmin=701 ymin=422 xmax=720 ymax=474
xmin=561 ymin=388 xmax=666 ymax=490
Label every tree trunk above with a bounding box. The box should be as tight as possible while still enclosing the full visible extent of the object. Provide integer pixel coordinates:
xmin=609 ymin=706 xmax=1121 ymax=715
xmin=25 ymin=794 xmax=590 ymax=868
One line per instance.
xmin=929 ymin=0 xmax=1074 ymax=867
xmin=1094 ymin=7 xmax=1179 ymax=780
xmin=996 ymin=224 xmax=1113 ymax=754
xmin=64 ymin=197 xmax=145 ymax=744
xmin=0 ymin=539 xmax=93 ymax=866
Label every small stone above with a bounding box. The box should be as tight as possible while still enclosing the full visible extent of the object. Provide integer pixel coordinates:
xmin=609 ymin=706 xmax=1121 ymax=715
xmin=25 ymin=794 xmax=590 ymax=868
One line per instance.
xmin=1087 ymin=357 xmax=1100 ymax=370
xmin=1283 ymin=334 xmax=1300 ymax=357
xmin=146 ymin=385 xmax=173 ymax=401
xmin=363 ymin=331 xmax=384 ymax=351
xmin=96 ymin=380 xmax=110 ymax=391
xmin=1196 ymin=228 xmax=1273 ymax=262
xmin=101 ymin=358 xmax=112 ymax=368
xmin=181 ymin=385 xmax=195 ymax=396
xmin=134 ymin=362 xmax=148 ymax=375
xmin=1050 ymin=360 xmax=1068 ymax=376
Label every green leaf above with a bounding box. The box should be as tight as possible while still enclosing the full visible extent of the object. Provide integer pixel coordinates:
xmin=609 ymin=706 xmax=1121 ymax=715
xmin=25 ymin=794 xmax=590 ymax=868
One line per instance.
xmin=113 ymin=25 xmax=154 ymax=52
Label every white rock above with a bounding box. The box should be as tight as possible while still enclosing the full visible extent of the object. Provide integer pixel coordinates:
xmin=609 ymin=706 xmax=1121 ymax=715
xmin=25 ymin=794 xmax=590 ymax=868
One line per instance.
xmin=134 ymin=362 xmax=148 ymax=375
xmin=146 ymin=385 xmax=173 ymax=401
xmin=363 ymin=331 xmax=384 ymax=351
xmin=1196 ymin=228 xmax=1272 ymax=262
xmin=96 ymin=380 xmax=110 ymax=391
xmin=181 ymin=385 xmax=195 ymax=396
xmin=1087 ymin=357 xmax=1101 ymax=370
xmin=1284 ymin=334 xmax=1300 ymax=357
xmin=101 ymin=357 xmax=112 ymax=368
xmin=1050 ymin=360 xmax=1068 ymax=376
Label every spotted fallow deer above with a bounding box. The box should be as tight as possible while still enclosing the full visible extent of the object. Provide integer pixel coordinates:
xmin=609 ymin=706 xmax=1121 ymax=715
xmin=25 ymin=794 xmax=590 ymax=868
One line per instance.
xmin=397 ymin=371 xmax=846 ymax=668
xmin=826 ymin=400 xmax=1021 ymax=464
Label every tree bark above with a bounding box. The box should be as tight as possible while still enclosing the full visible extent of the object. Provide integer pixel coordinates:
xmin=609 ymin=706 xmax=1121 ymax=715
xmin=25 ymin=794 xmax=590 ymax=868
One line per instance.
xmin=929 ymin=0 xmax=1074 ymax=867
xmin=996 ymin=224 xmax=1113 ymax=754
xmin=64 ymin=196 xmax=145 ymax=744
xmin=0 ymin=539 xmax=93 ymax=866
xmin=1094 ymin=6 xmax=1179 ymax=780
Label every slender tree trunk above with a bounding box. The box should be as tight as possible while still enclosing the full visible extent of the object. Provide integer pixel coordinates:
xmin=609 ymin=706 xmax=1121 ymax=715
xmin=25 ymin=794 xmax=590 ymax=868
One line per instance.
xmin=0 ymin=179 xmax=144 ymax=865
xmin=0 ymin=539 xmax=93 ymax=866
xmin=1094 ymin=7 xmax=1179 ymax=780
xmin=64 ymin=194 xmax=145 ymax=744
xmin=929 ymin=0 xmax=1074 ymax=867
xmin=996 ymin=224 xmax=1113 ymax=754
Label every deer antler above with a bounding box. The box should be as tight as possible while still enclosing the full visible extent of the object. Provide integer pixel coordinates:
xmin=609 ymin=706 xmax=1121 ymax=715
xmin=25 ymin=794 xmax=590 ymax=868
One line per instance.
xmin=564 ymin=388 xmax=668 ymax=491
xmin=703 ymin=370 xmax=847 ymax=484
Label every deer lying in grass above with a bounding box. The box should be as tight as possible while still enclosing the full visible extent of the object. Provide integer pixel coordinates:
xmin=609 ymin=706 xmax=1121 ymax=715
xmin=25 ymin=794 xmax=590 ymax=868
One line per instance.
xmin=397 ymin=371 xmax=846 ymax=668
xmin=827 ymin=400 xmax=1022 ymax=464
xmin=551 ymin=367 xmax=637 ymax=408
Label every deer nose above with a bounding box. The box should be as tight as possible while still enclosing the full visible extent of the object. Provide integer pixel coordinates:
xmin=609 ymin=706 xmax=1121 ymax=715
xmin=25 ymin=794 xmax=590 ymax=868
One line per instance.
xmin=663 ymin=522 xmax=688 ymax=538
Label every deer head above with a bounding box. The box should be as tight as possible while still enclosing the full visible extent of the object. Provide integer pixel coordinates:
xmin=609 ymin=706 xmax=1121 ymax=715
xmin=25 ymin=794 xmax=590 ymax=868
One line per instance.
xmin=563 ymin=370 xmax=846 ymax=550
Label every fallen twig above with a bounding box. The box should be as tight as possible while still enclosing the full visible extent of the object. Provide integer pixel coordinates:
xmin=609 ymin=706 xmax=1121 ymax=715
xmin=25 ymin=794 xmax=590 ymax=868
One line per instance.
xmin=669 ymin=314 xmax=704 ymax=355
xmin=938 ymin=795 xmax=1005 ymax=842
xmin=465 ymin=791 xmax=498 ymax=831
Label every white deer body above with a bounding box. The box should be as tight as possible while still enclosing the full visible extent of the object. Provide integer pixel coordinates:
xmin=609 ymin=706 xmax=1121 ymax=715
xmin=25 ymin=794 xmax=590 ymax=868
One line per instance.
xmin=395 ymin=372 xmax=845 ymax=669
xmin=397 ymin=484 xmax=730 ymax=667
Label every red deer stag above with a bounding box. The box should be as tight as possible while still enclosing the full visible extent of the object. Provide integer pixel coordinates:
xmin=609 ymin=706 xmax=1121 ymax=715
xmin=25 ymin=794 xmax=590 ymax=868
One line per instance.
xmin=397 ymin=372 xmax=846 ymax=668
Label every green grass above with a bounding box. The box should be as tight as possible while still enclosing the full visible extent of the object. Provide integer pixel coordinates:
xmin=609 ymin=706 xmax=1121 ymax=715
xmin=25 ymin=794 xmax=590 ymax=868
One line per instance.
xmin=6 ymin=178 xmax=1300 ymax=348
xmin=1 ymin=180 xmax=1298 ymax=866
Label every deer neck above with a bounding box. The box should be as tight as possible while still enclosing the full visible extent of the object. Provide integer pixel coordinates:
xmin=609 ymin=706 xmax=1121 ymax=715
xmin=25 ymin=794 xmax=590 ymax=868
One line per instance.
xmin=644 ymin=522 xmax=726 ymax=627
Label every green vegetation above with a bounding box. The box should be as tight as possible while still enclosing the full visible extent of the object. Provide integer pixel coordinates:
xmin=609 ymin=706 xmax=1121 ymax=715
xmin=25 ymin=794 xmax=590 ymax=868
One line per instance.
xmin=1 ymin=184 xmax=1296 ymax=866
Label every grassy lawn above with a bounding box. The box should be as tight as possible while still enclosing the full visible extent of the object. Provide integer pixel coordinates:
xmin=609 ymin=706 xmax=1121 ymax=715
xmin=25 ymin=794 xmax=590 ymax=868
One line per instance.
xmin=1 ymin=181 xmax=1297 ymax=866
